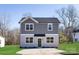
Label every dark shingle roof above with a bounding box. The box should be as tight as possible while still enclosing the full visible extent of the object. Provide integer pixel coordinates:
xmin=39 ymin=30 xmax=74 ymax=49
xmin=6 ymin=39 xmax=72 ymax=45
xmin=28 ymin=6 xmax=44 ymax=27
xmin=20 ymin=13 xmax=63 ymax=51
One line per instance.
xmin=33 ymin=17 xmax=60 ymax=23
xmin=19 ymin=17 xmax=60 ymax=23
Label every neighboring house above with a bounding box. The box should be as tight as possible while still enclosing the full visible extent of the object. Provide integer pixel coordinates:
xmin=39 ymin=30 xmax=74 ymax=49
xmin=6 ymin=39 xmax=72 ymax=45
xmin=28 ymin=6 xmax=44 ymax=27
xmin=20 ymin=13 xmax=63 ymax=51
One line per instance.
xmin=19 ymin=16 xmax=60 ymax=48
xmin=73 ymin=29 xmax=79 ymax=42
xmin=0 ymin=36 xmax=5 ymax=47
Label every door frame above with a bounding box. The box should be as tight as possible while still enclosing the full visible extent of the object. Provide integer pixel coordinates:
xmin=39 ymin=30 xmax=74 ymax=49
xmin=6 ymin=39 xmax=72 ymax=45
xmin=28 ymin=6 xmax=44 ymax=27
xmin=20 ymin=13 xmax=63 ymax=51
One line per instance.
xmin=37 ymin=37 xmax=42 ymax=47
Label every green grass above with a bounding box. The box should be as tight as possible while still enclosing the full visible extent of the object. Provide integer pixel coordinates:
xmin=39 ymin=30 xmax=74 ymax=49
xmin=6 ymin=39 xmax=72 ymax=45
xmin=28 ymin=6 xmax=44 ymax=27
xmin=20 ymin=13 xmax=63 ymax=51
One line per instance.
xmin=0 ymin=45 xmax=22 ymax=55
xmin=1 ymin=43 xmax=79 ymax=55
xmin=58 ymin=42 xmax=79 ymax=55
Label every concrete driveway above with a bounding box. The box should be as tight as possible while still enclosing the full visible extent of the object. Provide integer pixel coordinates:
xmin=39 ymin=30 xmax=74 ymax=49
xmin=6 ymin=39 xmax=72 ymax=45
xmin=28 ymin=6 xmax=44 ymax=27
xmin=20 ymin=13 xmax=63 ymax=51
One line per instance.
xmin=16 ymin=48 xmax=65 ymax=55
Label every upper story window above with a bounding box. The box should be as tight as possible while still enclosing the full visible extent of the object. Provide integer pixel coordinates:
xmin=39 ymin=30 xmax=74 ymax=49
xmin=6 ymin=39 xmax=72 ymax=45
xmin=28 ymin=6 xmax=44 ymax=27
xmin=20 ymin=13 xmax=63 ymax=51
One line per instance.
xmin=47 ymin=23 xmax=53 ymax=31
xmin=25 ymin=23 xmax=34 ymax=31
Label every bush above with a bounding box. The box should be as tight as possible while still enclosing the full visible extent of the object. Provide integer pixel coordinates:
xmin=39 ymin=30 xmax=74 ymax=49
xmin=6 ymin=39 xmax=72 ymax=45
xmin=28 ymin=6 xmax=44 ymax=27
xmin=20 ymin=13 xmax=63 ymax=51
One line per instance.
xmin=59 ymin=32 xmax=69 ymax=43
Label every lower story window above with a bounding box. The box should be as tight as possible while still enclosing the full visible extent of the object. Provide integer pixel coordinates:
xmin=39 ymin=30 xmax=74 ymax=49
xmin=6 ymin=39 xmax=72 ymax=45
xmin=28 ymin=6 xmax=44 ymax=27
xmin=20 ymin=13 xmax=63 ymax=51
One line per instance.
xmin=47 ymin=37 xmax=54 ymax=43
xmin=26 ymin=37 xmax=29 ymax=43
xmin=26 ymin=37 xmax=33 ymax=43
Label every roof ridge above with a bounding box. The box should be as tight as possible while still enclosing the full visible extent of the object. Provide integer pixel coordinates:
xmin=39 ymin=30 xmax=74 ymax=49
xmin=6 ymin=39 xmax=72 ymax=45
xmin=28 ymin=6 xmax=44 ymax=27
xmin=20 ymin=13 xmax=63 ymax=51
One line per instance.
xmin=33 ymin=17 xmax=57 ymax=18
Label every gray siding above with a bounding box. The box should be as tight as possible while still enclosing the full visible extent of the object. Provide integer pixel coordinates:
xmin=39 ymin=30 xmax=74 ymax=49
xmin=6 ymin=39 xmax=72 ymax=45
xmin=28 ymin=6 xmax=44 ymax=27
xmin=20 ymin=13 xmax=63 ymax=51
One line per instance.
xmin=20 ymin=23 xmax=59 ymax=34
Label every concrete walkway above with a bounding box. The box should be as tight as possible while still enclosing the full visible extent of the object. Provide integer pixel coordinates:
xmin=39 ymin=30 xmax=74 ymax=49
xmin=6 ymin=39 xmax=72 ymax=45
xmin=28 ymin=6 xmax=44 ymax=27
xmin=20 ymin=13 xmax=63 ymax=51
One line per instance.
xmin=16 ymin=48 xmax=65 ymax=55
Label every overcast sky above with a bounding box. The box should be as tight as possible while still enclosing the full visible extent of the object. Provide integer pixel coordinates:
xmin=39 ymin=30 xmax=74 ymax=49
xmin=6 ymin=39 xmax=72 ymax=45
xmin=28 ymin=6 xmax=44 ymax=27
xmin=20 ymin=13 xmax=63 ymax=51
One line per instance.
xmin=0 ymin=4 xmax=79 ymax=29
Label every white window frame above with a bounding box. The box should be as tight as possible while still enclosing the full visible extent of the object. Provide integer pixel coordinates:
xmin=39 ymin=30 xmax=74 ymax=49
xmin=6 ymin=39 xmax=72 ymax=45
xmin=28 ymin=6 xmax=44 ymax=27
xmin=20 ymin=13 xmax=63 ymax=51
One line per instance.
xmin=46 ymin=37 xmax=54 ymax=43
xmin=19 ymin=16 xmax=39 ymax=24
xmin=25 ymin=23 xmax=34 ymax=31
xmin=26 ymin=37 xmax=33 ymax=43
xmin=47 ymin=23 xmax=53 ymax=31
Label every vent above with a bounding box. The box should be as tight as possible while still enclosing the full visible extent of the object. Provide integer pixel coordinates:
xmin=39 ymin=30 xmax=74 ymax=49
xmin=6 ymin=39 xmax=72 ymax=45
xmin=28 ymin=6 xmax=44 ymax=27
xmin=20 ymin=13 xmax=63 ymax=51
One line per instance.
xmin=34 ymin=34 xmax=45 ymax=37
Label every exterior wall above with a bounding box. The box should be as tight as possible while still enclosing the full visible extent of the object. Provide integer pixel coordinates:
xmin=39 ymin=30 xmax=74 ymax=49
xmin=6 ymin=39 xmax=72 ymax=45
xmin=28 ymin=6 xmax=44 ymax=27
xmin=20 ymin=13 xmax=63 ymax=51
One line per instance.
xmin=42 ymin=34 xmax=59 ymax=47
xmin=20 ymin=34 xmax=59 ymax=48
xmin=73 ymin=32 xmax=79 ymax=42
xmin=20 ymin=34 xmax=38 ymax=48
xmin=21 ymin=23 xmax=59 ymax=34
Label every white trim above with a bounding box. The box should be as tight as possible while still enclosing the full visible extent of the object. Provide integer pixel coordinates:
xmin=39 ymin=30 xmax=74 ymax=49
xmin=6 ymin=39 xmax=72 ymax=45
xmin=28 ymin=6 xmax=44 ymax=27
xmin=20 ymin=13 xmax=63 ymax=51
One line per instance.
xmin=20 ymin=34 xmax=34 ymax=35
xmin=19 ymin=16 xmax=39 ymax=24
xmin=25 ymin=37 xmax=33 ymax=43
xmin=20 ymin=34 xmax=58 ymax=35
xmin=46 ymin=34 xmax=59 ymax=36
xmin=47 ymin=23 xmax=53 ymax=31
xmin=25 ymin=23 xmax=34 ymax=31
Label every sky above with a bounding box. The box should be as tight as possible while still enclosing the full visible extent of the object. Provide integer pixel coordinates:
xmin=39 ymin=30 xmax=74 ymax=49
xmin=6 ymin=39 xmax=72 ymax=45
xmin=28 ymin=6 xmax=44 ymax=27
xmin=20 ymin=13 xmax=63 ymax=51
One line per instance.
xmin=0 ymin=4 xmax=79 ymax=29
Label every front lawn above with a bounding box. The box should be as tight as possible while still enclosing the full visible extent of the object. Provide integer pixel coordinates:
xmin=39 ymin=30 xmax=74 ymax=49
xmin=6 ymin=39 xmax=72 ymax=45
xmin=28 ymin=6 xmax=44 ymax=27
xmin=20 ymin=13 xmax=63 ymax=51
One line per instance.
xmin=58 ymin=42 xmax=79 ymax=55
xmin=1 ymin=43 xmax=79 ymax=55
xmin=0 ymin=45 xmax=22 ymax=55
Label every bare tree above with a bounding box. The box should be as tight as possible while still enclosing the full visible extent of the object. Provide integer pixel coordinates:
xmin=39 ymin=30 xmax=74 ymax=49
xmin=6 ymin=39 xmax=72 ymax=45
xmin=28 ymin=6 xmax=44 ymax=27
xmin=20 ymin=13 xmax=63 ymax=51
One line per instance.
xmin=0 ymin=13 xmax=20 ymax=45
xmin=12 ymin=28 xmax=20 ymax=45
xmin=56 ymin=8 xmax=67 ymax=28
xmin=56 ymin=5 xmax=79 ymax=42
xmin=56 ymin=5 xmax=79 ymax=28
xmin=0 ymin=13 xmax=10 ymax=37
xmin=5 ymin=28 xmax=20 ymax=45
xmin=0 ymin=13 xmax=11 ymax=44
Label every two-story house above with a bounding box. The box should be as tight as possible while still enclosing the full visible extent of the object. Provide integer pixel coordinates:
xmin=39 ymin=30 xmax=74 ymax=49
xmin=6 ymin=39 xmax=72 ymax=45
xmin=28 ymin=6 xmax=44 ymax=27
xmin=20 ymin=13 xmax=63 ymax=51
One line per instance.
xmin=19 ymin=16 xmax=60 ymax=48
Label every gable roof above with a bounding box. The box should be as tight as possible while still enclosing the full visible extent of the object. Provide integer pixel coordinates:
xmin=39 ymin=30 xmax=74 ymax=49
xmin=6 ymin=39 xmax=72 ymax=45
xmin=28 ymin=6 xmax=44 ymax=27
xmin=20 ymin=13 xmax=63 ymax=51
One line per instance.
xmin=33 ymin=17 xmax=60 ymax=23
xmin=19 ymin=16 xmax=39 ymax=23
xmin=19 ymin=16 xmax=60 ymax=23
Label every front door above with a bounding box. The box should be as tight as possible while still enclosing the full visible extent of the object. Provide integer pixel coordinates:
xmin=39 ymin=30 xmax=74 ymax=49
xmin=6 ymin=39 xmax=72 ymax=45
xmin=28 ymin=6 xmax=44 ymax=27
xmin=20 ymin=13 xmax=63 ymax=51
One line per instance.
xmin=38 ymin=38 xmax=41 ymax=47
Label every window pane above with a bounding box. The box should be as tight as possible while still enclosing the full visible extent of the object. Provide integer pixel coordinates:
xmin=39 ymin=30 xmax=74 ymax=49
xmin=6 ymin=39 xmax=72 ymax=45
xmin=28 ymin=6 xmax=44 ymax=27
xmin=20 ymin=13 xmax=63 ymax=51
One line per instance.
xmin=51 ymin=39 xmax=53 ymax=43
xmin=26 ymin=37 xmax=29 ymax=43
xmin=48 ymin=24 xmax=52 ymax=30
xmin=51 ymin=40 xmax=53 ymax=42
xmin=47 ymin=37 xmax=50 ymax=39
xmin=49 ymin=25 xmax=51 ymax=27
xmin=51 ymin=37 xmax=53 ymax=43
xmin=51 ymin=37 xmax=53 ymax=39
xmin=26 ymin=37 xmax=28 ymax=39
xmin=47 ymin=37 xmax=50 ymax=43
xmin=30 ymin=37 xmax=33 ymax=43
xmin=49 ymin=27 xmax=51 ymax=30
xmin=26 ymin=24 xmax=29 ymax=30
xmin=30 ymin=24 xmax=33 ymax=30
